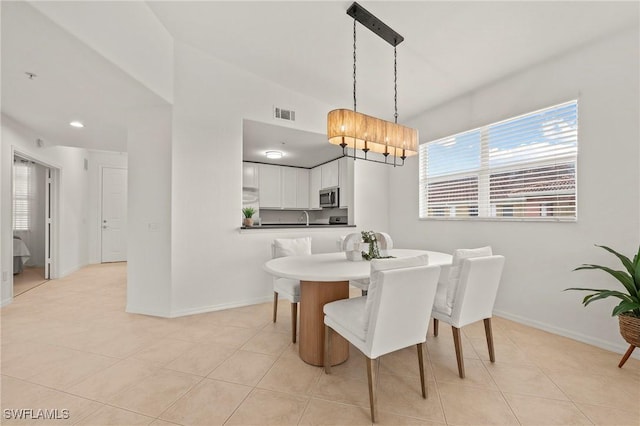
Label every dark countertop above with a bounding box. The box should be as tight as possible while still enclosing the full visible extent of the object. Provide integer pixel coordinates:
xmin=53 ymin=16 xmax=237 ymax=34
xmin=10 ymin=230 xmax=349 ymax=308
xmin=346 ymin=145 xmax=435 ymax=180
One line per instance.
xmin=241 ymin=224 xmax=356 ymax=230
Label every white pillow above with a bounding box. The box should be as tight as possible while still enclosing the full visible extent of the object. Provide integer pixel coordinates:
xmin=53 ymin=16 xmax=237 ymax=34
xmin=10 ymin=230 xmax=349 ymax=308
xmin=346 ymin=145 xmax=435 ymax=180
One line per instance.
xmin=273 ymin=237 xmax=312 ymax=258
xmin=446 ymin=246 xmax=492 ymax=309
xmin=364 ymin=254 xmax=429 ymax=330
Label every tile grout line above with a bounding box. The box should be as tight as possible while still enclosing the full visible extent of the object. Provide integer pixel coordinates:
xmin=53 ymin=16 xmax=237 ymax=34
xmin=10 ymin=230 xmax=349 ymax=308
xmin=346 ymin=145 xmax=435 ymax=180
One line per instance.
xmin=425 ymin=335 xmax=450 ymax=425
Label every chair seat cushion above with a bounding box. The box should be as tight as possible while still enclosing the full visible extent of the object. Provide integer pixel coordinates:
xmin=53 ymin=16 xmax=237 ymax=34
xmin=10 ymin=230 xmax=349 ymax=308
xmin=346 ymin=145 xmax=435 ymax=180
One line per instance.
xmin=274 ymin=278 xmax=300 ymax=302
xmin=323 ymin=296 xmax=367 ymax=341
xmin=433 ymin=279 xmax=452 ymax=316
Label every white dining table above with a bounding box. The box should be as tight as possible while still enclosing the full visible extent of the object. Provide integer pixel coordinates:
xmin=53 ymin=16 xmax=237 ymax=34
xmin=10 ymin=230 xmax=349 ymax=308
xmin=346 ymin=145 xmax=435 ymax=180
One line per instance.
xmin=264 ymin=249 xmax=452 ymax=366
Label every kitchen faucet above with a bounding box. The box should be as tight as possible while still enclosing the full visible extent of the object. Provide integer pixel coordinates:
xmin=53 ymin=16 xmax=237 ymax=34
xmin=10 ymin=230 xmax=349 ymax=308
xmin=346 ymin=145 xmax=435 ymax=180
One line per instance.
xmin=300 ymin=211 xmax=309 ymax=226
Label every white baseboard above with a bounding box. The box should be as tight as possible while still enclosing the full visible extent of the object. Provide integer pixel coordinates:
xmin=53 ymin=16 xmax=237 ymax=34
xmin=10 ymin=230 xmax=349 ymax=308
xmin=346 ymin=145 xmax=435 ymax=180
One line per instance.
xmin=494 ymin=309 xmax=640 ymax=360
xmin=126 ymin=304 xmax=172 ymax=318
xmin=1 ymin=297 xmax=12 ymax=307
xmin=58 ymin=263 xmax=88 ymax=279
xmin=168 ymin=295 xmax=275 ymax=318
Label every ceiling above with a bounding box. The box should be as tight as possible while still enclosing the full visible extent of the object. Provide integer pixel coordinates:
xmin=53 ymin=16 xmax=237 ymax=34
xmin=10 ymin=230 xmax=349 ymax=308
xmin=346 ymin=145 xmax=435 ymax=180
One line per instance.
xmin=147 ymin=1 xmax=639 ymax=120
xmin=243 ymin=119 xmax=342 ymax=168
xmin=2 ymin=1 xmax=638 ymax=153
xmin=1 ymin=1 xmax=168 ymax=152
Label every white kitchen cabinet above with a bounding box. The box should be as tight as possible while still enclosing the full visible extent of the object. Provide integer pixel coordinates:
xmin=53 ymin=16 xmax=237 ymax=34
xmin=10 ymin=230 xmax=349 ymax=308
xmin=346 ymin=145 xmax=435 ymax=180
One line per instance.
xmin=321 ymin=160 xmax=340 ymax=189
xmin=242 ymin=162 xmax=259 ymax=188
xmin=259 ymin=164 xmax=281 ymax=208
xmin=338 ymin=157 xmax=352 ymax=208
xmin=259 ymin=164 xmax=310 ymax=209
xmin=309 ymin=166 xmax=321 ymax=209
xmin=281 ymin=167 xmax=298 ymax=208
xmin=296 ymin=169 xmax=310 ymax=209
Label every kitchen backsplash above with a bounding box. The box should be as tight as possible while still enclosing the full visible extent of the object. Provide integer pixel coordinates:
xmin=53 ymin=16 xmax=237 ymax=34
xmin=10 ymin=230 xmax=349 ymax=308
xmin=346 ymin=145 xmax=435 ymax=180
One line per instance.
xmin=259 ymin=208 xmax=347 ymax=225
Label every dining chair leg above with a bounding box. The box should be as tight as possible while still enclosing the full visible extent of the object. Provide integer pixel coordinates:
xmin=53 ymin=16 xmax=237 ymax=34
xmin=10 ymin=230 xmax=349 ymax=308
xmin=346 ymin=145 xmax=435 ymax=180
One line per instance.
xmin=272 ymin=291 xmax=278 ymax=322
xmin=416 ymin=343 xmax=427 ymax=399
xmin=433 ymin=318 xmax=439 ymax=337
xmin=366 ymin=357 xmax=378 ymax=423
xmin=483 ymin=318 xmax=495 ymax=363
xmin=452 ymin=326 xmax=465 ymax=378
xmin=291 ymin=302 xmax=298 ymax=343
xmin=618 ymin=345 xmax=636 ymax=368
xmin=324 ymin=325 xmax=332 ymax=374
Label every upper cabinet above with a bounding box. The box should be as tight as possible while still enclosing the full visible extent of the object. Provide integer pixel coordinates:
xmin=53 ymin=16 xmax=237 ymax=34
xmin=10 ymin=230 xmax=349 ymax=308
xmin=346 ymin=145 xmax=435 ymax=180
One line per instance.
xmin=258 ymin=163 xmax=309 ymax=209
xmin=242 ymin=162 xmax=259 ymax=188
xmin=311 ymin=157 xmax=353 ymax=209
xmin=320 ymin=160 xmax=339 ymax=189
xmin=309 ymin=167 xmax=321 ymax=209
xmin=296 ymin=169 xmax=310 ymax=209
xmin=258 ymin=164 xmax=282 ymax=208
xmin=281 ymin=167 xmax=298 ymax=208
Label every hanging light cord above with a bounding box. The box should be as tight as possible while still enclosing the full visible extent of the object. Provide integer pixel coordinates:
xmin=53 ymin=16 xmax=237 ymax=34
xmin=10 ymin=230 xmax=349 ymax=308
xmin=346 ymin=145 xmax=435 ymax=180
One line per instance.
xmin=394 ymin=46 xmax=398 ymax=124
xmin=353 ymin=18 xmax=357 ymax=113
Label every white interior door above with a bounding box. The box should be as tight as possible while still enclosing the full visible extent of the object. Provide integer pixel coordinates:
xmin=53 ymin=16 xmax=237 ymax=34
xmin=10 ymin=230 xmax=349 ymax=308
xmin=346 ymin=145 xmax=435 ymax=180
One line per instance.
xmin=101 ymin=167 xmax=127 ymax=263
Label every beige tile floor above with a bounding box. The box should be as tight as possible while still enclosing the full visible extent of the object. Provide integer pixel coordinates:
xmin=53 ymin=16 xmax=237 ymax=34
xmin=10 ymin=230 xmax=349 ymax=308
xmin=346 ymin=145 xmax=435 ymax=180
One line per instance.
xmin=1 ymin=263 xmax=639 ymax=425
xmin=12 ymin=266 xmax=47 ymax=297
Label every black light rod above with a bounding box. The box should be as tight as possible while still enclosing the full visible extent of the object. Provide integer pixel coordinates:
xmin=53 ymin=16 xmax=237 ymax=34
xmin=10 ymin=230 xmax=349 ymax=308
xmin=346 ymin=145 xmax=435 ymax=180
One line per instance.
xmin=346 ymin=2 xmax=404 ymax=47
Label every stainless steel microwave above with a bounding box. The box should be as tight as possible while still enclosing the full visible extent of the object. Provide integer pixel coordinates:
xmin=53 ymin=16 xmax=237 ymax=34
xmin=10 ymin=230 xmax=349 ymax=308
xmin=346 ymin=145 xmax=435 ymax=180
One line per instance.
xmin=319 ymin=187 xmax=339 ymax=208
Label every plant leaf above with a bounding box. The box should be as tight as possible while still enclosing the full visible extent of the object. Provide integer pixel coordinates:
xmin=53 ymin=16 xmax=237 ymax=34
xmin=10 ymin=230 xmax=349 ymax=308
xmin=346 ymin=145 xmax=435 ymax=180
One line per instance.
xmin=574 ymin=265 xmax=637 ymax=299
xmin=612 ymin=300 xmax=640 ymax=316
xmin=596 ymin=245 xmax=634 ymax=276
xmin=565 ymin=287 xmax=612 ymax=292
xmin=582 ymin=291 xmax=633 ymax=307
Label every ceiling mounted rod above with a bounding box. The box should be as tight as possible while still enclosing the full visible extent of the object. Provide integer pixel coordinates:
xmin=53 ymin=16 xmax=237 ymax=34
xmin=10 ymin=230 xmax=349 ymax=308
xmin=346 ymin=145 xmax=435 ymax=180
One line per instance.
xmin=346 ymin=2 xmax=404 ymax=47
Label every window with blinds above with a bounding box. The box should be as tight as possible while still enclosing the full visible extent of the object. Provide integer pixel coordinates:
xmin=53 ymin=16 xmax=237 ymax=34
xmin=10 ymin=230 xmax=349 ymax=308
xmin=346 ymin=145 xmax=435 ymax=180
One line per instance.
xmin=13 ymin=162 xmax=31 ymax=231
xmin=419 ymin=100 xmax=578 ymax=221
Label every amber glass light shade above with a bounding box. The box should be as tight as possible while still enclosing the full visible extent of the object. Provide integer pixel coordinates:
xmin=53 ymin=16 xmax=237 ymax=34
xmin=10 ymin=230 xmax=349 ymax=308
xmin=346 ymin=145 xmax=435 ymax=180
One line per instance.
xmin=327 ymin=109 xmax=418 ymax=157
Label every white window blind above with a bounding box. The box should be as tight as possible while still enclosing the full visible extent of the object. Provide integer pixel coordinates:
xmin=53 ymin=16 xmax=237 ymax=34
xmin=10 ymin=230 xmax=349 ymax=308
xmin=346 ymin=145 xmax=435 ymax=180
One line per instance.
xmin=13 ymin=162 xmax=31 ymax=231
xmin=419 ymin=100 xmax=578 ymax=221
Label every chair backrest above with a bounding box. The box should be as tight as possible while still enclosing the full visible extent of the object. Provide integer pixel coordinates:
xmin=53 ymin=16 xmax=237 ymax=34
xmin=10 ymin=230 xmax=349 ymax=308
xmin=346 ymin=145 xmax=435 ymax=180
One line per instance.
xmin=271 ymin=237 xmax=312 ymax=259
xmin=449 ymin=255 xmax=505 ymax=328
xmin=364 ymin=256 xmax=440 ymax=359
xmin=446 ymin=246 xmax=492 ymax=310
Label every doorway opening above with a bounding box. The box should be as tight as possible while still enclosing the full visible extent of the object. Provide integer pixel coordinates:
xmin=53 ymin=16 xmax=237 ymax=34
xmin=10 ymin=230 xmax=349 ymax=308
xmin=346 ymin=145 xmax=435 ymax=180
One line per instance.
xmin=12 ymin=153 xmax=56 ymax=296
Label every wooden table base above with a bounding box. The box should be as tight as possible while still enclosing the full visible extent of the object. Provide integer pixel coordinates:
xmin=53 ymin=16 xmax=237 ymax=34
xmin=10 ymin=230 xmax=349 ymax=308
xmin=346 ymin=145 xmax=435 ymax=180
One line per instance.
xmin=299 ymin=280 xmax=350 ymax=366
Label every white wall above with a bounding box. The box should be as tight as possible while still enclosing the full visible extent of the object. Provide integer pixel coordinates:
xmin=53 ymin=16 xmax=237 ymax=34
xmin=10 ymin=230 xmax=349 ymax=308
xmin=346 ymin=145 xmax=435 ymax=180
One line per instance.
xmin=126 ymin=106 xmax=173 ymax=317
xmin=389 ymin=28 xmax=639 ymax=354
xmin=87 ymin=150 xmax=128 ymax=264
xmin=160 ymin=42 xmax=389 ymax=316
xmin=1 ymin=114 xmax=90 ymax=304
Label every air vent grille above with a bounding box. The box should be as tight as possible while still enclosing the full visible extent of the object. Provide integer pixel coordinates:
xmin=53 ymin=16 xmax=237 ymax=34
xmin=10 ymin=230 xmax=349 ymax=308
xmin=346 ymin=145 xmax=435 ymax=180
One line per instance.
xmin=274 ymin=106 xmax=295 ymax=122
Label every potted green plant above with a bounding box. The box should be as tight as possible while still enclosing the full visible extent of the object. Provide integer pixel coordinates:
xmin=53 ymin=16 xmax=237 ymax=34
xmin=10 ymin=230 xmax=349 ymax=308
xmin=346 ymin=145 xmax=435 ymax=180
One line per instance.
xmin=242 ymin=207 xmax=256 ymax=227
xmin=566 ymin=244 xmax=640 ymax=367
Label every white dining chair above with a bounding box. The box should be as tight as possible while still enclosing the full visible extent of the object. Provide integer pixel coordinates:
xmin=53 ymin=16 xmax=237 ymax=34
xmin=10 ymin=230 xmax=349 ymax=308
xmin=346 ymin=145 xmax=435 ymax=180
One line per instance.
xmin=432 ymin=252 xmax=505 ymax=378
xmin=271 ymin=237 xmax=312 ymax=343
xmin=323 ymin=255 xmax=440 ymax=423
xmin=341 ymin=232 xmax=394 ymax=297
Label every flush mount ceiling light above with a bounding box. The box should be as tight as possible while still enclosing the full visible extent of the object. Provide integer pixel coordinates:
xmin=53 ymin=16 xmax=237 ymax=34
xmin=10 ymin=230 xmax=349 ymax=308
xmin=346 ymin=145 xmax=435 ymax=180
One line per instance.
xmin=69 ymin=121 xmax=84 ymax=128
xmin=327 ymin=2 xmax=418 ymax=167
xmin=265 ymin=150 xmax=284 ymax=159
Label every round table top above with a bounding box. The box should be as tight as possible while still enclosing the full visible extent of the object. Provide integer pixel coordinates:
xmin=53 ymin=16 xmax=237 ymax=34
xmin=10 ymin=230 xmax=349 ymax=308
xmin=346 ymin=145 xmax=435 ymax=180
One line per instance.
xmin=263 ymin=249 xmax=452 ymax=282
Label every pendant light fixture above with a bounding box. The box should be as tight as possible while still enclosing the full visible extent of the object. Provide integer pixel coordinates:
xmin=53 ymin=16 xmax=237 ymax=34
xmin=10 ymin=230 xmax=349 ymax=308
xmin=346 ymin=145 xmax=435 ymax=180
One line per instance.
xmin=327 ymin=2 xmax=418 ymax=167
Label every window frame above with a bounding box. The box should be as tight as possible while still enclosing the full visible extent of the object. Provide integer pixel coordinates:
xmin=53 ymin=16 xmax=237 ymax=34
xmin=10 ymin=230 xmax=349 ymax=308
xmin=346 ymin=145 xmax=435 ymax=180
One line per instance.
xmin=419 ymin=100 xmax=578 ymax=222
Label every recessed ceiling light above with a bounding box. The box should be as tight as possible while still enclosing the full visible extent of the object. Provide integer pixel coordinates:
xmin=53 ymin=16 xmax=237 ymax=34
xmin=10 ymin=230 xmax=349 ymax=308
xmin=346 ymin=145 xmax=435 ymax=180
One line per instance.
xmin=265 ymin=151 xmax=283 ymax=159
xmin=69 ymin=121 xmax=84 ymax=128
